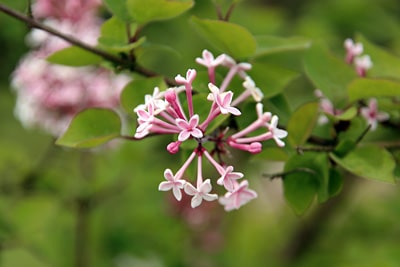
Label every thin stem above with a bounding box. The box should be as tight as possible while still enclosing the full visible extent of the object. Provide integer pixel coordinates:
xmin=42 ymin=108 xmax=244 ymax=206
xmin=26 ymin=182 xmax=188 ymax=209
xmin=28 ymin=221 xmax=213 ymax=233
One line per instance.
xmin=224 ymin=3 xmax=237 ymax=21
xmin=296 ymin=145 xmax=335 ymax=155
xmin=263 ymin=168 xmax=317 ymax=180
xmin=215 ymin=5 xmax=224 ymax=20
xmin=355 ymin=124 xmax=371 ymax=145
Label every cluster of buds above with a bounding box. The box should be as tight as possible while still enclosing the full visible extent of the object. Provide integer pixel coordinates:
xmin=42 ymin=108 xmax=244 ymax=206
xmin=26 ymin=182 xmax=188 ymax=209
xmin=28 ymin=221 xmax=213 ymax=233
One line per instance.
xmin=315 ymin=39 xmax=388 ymax=130
xmin=11 ymin=0 xmax=130 ymax=136
xmin=133 ymin=50 xmax=288 ymax=211
xmin=344 ymin=38 xmax=373 ymax=77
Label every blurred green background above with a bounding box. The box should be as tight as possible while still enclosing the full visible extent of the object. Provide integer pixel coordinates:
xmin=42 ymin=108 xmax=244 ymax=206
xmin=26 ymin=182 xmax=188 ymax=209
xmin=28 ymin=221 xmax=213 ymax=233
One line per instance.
xmin=1 ymin=0 xmax=400 ymax=266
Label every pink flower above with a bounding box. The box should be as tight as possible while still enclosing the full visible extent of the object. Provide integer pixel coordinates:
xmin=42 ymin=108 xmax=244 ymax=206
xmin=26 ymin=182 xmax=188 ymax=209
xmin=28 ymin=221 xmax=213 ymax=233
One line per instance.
xmin=175 ymin=69 xmax=197 ymax=85
xmin=184 ymin=179 xmax=218 ymax=208
xmin=196 ymin=50 xmax=225 ymax=84
xmin=219 ymin=180 xmax=258 ymax=211
xmin=315 ymin=89 xmax=342 ymax=124
xmin=207 ymin=83 xmax=241 ymax=116
xmin=195 ymin=50 xmax=225 ymax=69
xmin=344 ymin=38 xmax=363 ymax=64
xmin=217 ymin=166 xmax=244 ymax=191
xmin=176 ymin=114 xmax=203 ymax=141
xmin=134 ymin=87 xmax=167 ymax=115
xmin=159 ymin=169 xmax=186 ymax=201
xmin=267 ymin=115 xmax=288 ymax=147
xmin=354 ymin=55 xmax=373 ymax=77
xmin=360 ymin=98 xmax=389 ymax=130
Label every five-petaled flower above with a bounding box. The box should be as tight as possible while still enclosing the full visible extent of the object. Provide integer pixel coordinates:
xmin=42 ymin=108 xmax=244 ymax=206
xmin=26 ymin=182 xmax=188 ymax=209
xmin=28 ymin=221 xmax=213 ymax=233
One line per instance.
xmin=176 ymin=114 xmax=203 ymax=141
xmin=360 ymin=98 xmax=389 ymax=130
xmin=184 ymin=179 xmax=219 ymax=208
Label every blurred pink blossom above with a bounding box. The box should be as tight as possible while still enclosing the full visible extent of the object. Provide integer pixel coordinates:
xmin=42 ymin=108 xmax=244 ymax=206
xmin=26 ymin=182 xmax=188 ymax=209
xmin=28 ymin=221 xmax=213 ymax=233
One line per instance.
xmin=33 ymin=0 xmax=102 ymax=22
xmin=12 ymin=2 xmax=130 ymax=136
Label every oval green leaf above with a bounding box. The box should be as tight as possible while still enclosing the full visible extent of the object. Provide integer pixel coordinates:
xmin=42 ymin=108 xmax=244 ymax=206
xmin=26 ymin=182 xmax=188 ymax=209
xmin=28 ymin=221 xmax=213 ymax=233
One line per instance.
xmin=253 ymin=35 xmax=311 ymax=58
xmin=287 ymin=102 xmax=319 ymax=147
xmin=47 ymin=46 xmax=103 ymax=66
xmin=347 ymin=78 xmax=400 ymax=102
xmin=127 ymin=0 xmax=194 ymax=25
xmin=283 ymin=153 xmax=320 ymax=215
xmin=56 ymin=108 xmax=121 ymax=148
xmin=190 ymin=16 xmax=256 ymax=59
xmin=330 ymin=145 xmax=396 ymax=183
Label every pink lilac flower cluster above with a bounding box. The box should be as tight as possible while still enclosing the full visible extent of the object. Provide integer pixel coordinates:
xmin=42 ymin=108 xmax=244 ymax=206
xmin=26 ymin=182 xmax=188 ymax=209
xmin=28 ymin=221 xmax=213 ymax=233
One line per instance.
xmin=11 ymin=0 xmax=130 ymax=136
xmin=315 ymin=39 xmax=388 ymax=130
xmin=134 ymin=50 xmax=288 ymax=211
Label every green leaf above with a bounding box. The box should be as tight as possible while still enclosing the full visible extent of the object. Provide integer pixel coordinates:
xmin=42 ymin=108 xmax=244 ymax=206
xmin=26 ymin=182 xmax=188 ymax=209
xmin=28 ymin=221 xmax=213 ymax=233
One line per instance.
xmin=328 ymin=168 xmax=343 ymax=197
xmin=135 ymin=44 xmax=181 ymax=77
xmin=56 ymin=108 xmax=121 ymax=148
xmin=248 ymin=62 xmax=299 ymax=99
xmin=283 ymin=152 xmax=331 ymax=214
xmin=47 ymin=46 xmax=103 ymax=66
xmin=127 ymin=0 xmax=194 ymax=25
xmin=253 ymin=35 xmax=311 ymax=58
xmin=190 ymin=16 xmax=256 ymax=59
xmin=330 ymin=145 xmax=396 ymax=183
xmin=356 ymin=34 xmax=400 ymax=80
xmin=333 ymin=139 xmax=356 ymax=158
xmin=283 ymin=154 xmax=319 ymax=215
xmin=103 ymin=0 xmax=132 ymax=22
xmin=334 ymin=106 xmax=358 ymax=121
xmin=120 ymin=77 xmax=167 ymax=114
xmin=347 ymin=78 xmax=400 ymax=102
xmin=98 ymin=17 xmax=146 ymax=53
xmin=303 ymin=43 xmax=357 ymax=107
xmin=287 ymin=102 xmax=319 ymax=147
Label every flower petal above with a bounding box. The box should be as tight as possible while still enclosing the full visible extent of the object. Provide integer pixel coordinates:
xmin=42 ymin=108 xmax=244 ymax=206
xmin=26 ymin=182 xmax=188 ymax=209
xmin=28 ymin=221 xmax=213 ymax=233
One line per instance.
xmin=184 ymin=183 xmax=198 ymax=196
xmin=158 ymin=181 xmax=173 ymax=191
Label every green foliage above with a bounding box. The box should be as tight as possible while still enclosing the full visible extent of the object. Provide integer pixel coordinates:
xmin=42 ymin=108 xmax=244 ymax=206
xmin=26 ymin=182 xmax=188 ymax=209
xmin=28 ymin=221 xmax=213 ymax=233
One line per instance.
xmin=356 ymin=34 xmax=400 ymax=80
xmin=127 ymin=0 xmax=194 ymax=25
xmin=102 ymin=0 xmax=132 ymax=22
xmin=287 ymin=102 xmax=319 ymax=147
xmin=347 ymin=78 xmax=400 ymax=102
xmin=56 ymin=108 xmax=122 ymax=148
xmin=135 ymin=44 xmax=181 ymax=76
xmin=98 ymin=16 xmax=145 ymax=53
xmin=3 ymin=0 xmax=400 ymax=265
xmin=253 ymin=35 xmax=311 ymax=58
xmin=283 ymin=153 xmax=320 ymax=215
xmin=283 ymin=152 xmax=342 ymax=215
xmin=47 ymin=46 xmax=103 ymax=66
xmin=190 ymin=16 xmax=256 ymax=59
xmin=248 ymin=62 xmax=299 ymax=99
xmin=303 ymin=42 xmax=357 ymax=107
xmin=330 ymin=145 xmax=396 ymax=183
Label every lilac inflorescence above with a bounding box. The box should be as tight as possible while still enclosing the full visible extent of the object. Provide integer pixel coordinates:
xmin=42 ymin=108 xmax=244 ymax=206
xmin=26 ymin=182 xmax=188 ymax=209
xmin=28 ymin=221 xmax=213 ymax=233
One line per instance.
xmin=134 ymin=50 xmax=288 ymax=211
